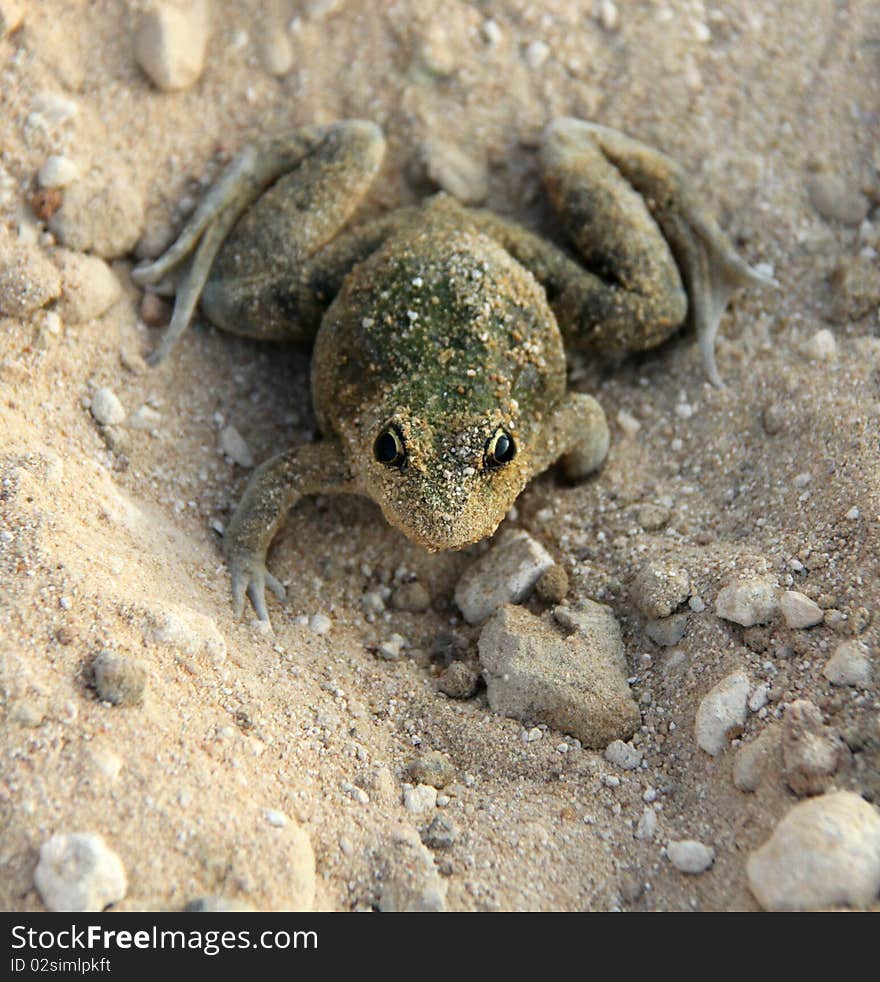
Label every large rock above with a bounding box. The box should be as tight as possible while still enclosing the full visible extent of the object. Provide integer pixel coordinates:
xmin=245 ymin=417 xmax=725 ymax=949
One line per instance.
xmin=478 ymin=603 xmax=640 ymax=748
xmin=455 ymin=529 xmax=554 ymax=624
xmin=747 ymin=792 xmax=880 ymax=910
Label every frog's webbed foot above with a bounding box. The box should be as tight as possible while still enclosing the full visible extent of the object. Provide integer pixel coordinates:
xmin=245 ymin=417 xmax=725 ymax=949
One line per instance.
xmin=539 ymin=118 xmax=773 ymax=385
xmin=132 ymin=121 xmax=386 ymax=364
xmin=227 ymin=544 xmax=287 ymax=623
xmin=223 ymin=441 xmax=354 ymax=625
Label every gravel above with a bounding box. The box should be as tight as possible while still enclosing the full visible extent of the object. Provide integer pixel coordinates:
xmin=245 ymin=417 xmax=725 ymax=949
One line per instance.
xmin=780 ymin=590 xmax=824 ymax=629
xmin=535 ymin=563 xmax=569 ymax=604
xmin=34 ymin=833 xmax=127 ymax=912
xmin=715 ymin=576 xmax=779 ymax=626
xmin=781 ymin=699 xmax=847 ymax=797
xmin=631 ymin=560 xmax=690 ymax=619
xmin=823 ymin=640 xmax=872 ymax=687
xmin=455 ymin=528 xmax=555 ymax=624
xmin=694 ymin=670 xmax=750 ymax=756
xmin=667 ymin=839 xmax=715 ymax=874
xmin=90 ymin=387 xmax=126 ymax=426
xmin=438 ymin=661 xmax=478 ymax=699
xmin=92 ymin=650 xmax=147 ymax=706
xmin=747 ymin=792 xmax=880 ymax=910
xmin=478 ymin=603 xmax=640 ymax=748
xmin=134 ymin=0 xmax=210 ymax=91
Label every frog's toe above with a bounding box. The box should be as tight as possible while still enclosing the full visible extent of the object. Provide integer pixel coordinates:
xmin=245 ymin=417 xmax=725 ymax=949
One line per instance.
xmin=229 ymin=553 xmax=286 ymax=622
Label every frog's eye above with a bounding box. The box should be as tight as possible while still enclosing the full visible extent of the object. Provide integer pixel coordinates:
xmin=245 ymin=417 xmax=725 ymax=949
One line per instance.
xmin=484 ymin=429 xmax=516 ymax=469
xmin=374 ymin=427 xmax=406 ymax=468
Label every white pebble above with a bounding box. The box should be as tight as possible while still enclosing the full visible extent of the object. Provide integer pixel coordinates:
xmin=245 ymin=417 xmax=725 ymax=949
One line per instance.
xmin=747 ymin=792 xmax=880 ymax=910
xmin=90 ymin=387 xmax=125 ymax=426
xmin=524 ymin=40 xmax=550 ymax=69
xmin=127 ymin=405 xmax=162 ymax=431
xmin=34 ymin=833 xmax=127 ymax=912
xmin=802 ymin=328 xmax=837 ymax=362
xmin=38 ymin=155 xmax=80 ymax=189
xmin=404 ymin=784 xmax=437 ymax=815
xmin=715 ymin=576 xmax=779 ymax=626
xmin=219 ymin=425 xmax=253 ymax=467
xmin=748 ymin=683 xmax=770 ymax=712
xmin=264 ymin=809 xmax=288 ymax=828
xmin=309 ymin=613 xmax=332 ymax=636
xmin=780 ymin=590 xmax=824 ymax=629
xmin=845 ymin=506 xmax=860 ymax=520
xmin=597 ymin=0 xmax=619 ymax=31
xmin=667 ymin=839 xmax=715 ymax=874
xmin=482 ymin=18 xmax=502 ymax=45
xmin=134 ymin=0 xmax=210 ymax=92
xmin=635 ymin=807 xmax=657 ymax=841
xmin=260 ymin=31 xmax=293 ymax=76
xmin=822 ymin=641 xmax=871 ymax=687
xmin=616 ymin=408 xmax=641 ymax=436
xmin=695 ymin=670 xmax=750 ymax=756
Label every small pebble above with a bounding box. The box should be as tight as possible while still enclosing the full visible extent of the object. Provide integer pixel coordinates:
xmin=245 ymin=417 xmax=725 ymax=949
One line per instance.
xmin=762 ymin=402 xmax=787 ymax=435
xmin=55 ymin=251 xmax=121 ymax=323
xmin=780 ymin=590 xmax=824 ymax=629
xmin=421 ymin=137 xmax=489 ymax=205
xmin=92 ymin=650 xmax=147 ymax=706
xmin=263 ymin=809 xmax=288 ymax=828
xmin=801 ymin=328 xmax=837 ymax=362
xmin=645 ymin=612 xmax=688 ymax=647
xmin=635 ymin=807 xmax=657 ymax=841
xmin=524 ymin=39 xmax=550 ymax=69
xmin=134 ymin=0 xmax=210 ymax=91
xmin=0 ymin=228 xmax=61 ymax=316
xmin=38 ymin=155 xmax=80 ymax=189
xmin=481 ymin=18 xmax=502 ymax=45
xmin=715 ymin=576 xmax=779 ymax=627
xmin=308 ymin=613 xmax=332 ymax=636
xmin=635 ymin=503 xmax=670 ymax=531
xmin=50 ymin=174 xmax=144 ymax=259
xmin=535 ymin=563 xmax=569 ymax=604
xmin=631 ymin=560 xmax=690 ymax=619
xmin=404 ymin=784 xmax=437 ymax=815
xmin=747 ymin=792 xmax=880 ymax=910
xmin=667 ymin=840 xmax=715 ymax=875
xmin=260 ymin=30 xmax=293 ymax=76
xmin=695 ymin=670 xmax=750 ymax=756
xmin=597 ymin=0 xmax=619 ymax=31
xmin=603 ymin=740 xmax=642 ymax=770
xmin=377 ymin=633 xmax=406 ymax=660
xmin=390 ymin=581 xmax=430 ymax=613
xmin=406 ymin=750 xmax=456 ymax=789
xmin=438 ymin=661 xmax=478 ymax=699
xmin=126 ymin=405 xmax=162 ymax=430
xmin=748 ymin=683 xmax=770 ymax=712
xmin=219 ymin=425 xmax=253 ymax=467
xmin=139 ymin=291 xmax=171 ymax=327
xmin=733 ymin=724 xmax=782 ymax=793
xmin=421 ymin=814 xmax=457 ymax=850
xmin=807 ymin=173 xmax=870 ymax=227
xmin=823 ymin=641 xmax=871 ymax=687
xmin=90 ymin=387 xmax=126 ymax=426
xmin=34 ymin=833 xmax=127 ymax=912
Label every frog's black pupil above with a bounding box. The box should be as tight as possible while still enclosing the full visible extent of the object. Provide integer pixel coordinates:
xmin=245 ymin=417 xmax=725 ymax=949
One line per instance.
xmin=375 ymin=430 xmax=400 ymax=464
xmin=494 ymin=434 xmax=512 ymax=461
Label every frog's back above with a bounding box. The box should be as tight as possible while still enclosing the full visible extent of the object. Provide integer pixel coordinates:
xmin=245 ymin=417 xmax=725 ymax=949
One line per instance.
xmin=311 ymin=195 xmax=566 ymax=438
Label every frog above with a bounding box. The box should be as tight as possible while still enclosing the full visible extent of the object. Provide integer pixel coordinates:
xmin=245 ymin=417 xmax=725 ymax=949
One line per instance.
xmin=132 ymin=118 xmax=770 ymax=622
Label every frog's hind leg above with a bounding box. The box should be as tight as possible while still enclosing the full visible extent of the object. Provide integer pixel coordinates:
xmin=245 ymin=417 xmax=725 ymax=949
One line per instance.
xmin=133 ymin=120 xmax=386 ymax=365
xmin=540 ymin=118 xmax=772 ymax=384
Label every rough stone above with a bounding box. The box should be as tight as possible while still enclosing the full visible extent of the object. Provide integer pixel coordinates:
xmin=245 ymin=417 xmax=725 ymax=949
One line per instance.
xmin=134 ymin=0 xmax=210 ymax=92
xmin=694 ymin=670 xmax=750 ymax=756
xmin=631 ymin=560 xmax=690 ymax=619
xmin=780 ymin=590 xmax=824 ymax=629
xmin=645 ymin=612 xmax=688 ymax=646
xmin=438 ymin=661 xmax=478 ymax=699
xmin=422 ymin=137 xmax=489 ymax=205
xmin=733 ymin=724 xmax=782 ymax=792
xmin=50 ymin=174 xmax=144 ymax=259
xmin=421 ymin=814 xmax=457 ymax=850
xmin=34 ymin=833 xmax=127 ymax=912
xmin=603 ymin=740 xmax=643 ymax=770
xmin=405 ymin=751 xmax=456 ymax=789
xmin=38 ymin=155 xmax=80 ymax=189
xmin=535 ymin=563 xmax=569 ymax=604
xmin=455 ymin=529 xmax=554 ymax=624
xmin=54 ymin=250 xmax=121 ymax=323
xmin=823 ymin=641 xmax=872 ymax=687
xmin=478 ymin=603 xmax=640 ymax=749
xmin=715 ymin=576 xmax=779 ymax=626
xmin=807 ymin=173 xmax=870 ymax=226
xmin=390 ymin=581 xmax=430 ymax=613
xmin=781 ymin=699 xmax=847 ymax=797
xmin=747 ymin=792 xmax=880 ymax=910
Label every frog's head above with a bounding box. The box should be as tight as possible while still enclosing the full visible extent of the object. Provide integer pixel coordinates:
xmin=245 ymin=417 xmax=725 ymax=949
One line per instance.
xmin=357 ymin=406 xmax=535 ymax=551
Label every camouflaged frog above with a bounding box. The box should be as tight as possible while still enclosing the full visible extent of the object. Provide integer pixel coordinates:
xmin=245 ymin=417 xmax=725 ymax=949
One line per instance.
xmin=133 ymin=119 xmax=769 ymax=621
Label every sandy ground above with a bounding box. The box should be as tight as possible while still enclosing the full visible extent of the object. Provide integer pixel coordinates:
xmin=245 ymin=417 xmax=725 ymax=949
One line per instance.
xmin=1 ymin=0 xmax=879 ymax=912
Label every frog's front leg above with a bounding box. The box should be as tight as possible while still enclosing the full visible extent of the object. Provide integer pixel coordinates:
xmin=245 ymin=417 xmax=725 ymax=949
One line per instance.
xmin=133 ymin=120 xmax=386 ymax=364
xmin=540 ymin=118 xmax=773 ymax=385
xmin=224 ymin=441 xmax=355 ymax=622
xmin=531 ymin=393 xmax=611 ymax=482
